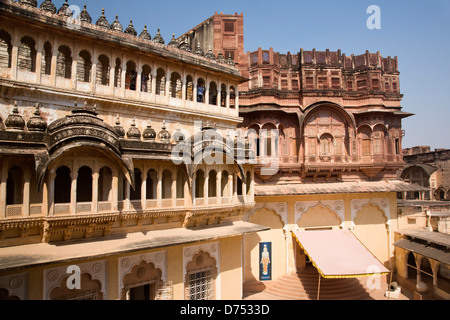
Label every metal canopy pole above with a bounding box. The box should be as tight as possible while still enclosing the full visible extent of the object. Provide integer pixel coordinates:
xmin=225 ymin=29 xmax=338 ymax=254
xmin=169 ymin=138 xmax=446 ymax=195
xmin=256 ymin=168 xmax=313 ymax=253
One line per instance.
xmin=317 ymin=275 xmax=321 ymax=300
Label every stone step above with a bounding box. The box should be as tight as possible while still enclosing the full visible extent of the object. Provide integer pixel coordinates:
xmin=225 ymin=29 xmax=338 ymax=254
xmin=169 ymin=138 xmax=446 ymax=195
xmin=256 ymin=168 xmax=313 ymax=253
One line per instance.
xmin=265 ymin=269 xmax=373 ymax=300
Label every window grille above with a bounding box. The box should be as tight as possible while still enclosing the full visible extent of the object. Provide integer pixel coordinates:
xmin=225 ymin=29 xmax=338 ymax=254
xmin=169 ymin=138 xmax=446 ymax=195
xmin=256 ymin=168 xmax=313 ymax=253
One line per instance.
xmin=187 ymin=269 xmax=214 ymax=300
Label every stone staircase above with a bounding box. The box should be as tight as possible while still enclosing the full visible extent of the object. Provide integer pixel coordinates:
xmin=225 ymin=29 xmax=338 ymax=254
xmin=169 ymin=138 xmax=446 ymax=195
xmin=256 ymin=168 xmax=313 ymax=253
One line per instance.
xmin=265 ymin=267 xmax=375 ymax=300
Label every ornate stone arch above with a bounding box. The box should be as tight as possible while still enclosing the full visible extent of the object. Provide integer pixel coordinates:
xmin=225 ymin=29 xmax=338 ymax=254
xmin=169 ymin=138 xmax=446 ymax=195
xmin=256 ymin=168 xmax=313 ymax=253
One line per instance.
xmin=183 ymin=242 xmax=219 ymax=300
xmin=295 ymin=200 xmax=345 ymax=230
xmin=351 ymin=198 xmax=391 ymax=229
xmin=44 ymin=260 xmax=107 ymax=300
xmin=244 ymin=202 xmax=288 ymax=230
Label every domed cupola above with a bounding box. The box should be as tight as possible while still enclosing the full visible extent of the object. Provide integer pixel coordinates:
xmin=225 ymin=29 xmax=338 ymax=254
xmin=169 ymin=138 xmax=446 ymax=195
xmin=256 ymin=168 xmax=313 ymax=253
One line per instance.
xmin=139 ymin=25 xmax=152 ymax=41
xmin=143 ymin=121 xmax=156 ymax=141
xmin=58 ymin=0 xmax=73 ymax=17
xmin=151 ymin=29 xmax=165 ymax=44
xmin=79 ymin=4 xmax=92 ymax=24
xmin=39 ymin=0 xmax=56 ymax=13
xmin=205 ymin=46 xmax=215 ymax=60
xmin=110 ymin=15 xmax=123 ymax=32
xmin=19 ymin=0 xmax=37 ymax=8
xmin=158 ymin=121 xmax=171 ymax=143
xmin=27 ymin=104 xmax=47 ymax=132
xmin=113 ymin=115 xmax=125 ymax=138
xmin=124 ymin=20 xmax=137 ymax=36
xmin=95 ymin=8 xmax=110 ymax=29
xmin=5 ymin=102 xmax=25 ymax=131
xmin=126 ymin=119 xmax=141 ymax=140
xmin=194 ymin=42 xmax=204 ymax=56
xmin=168 ymin=34 xmax=178 ymax=47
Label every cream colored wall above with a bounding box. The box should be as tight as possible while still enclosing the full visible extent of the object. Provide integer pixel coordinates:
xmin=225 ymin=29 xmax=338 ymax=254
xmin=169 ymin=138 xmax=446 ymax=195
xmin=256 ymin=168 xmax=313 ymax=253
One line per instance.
xmin=0 ymin=236 xmax=244 ymax=300
xmin=245 ymin=191 xmax=398 ymax=283
xmin=220 ymin=236 xmax=244 ymax=300
xmin=245 ymin=207 xmax=286 ymax=283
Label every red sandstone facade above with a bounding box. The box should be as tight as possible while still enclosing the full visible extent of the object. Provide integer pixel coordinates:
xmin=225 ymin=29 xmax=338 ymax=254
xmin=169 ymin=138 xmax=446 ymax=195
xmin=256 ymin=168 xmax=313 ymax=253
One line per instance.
xmin=182 ymin=14 xmax=412 ymax=184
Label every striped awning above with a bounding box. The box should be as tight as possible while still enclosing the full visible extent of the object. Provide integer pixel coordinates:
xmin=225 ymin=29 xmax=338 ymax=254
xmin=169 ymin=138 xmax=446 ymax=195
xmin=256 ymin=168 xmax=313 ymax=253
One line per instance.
xmin=292 ymin=229 xmax=390 ymax=279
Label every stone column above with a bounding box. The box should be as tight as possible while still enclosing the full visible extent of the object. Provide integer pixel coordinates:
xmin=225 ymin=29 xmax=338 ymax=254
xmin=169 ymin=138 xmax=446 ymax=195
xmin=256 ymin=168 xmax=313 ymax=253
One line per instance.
xmin=0 ymin=161 xmax=8 ymax=219
xmin=47 ymin=170 xmax=56 ymax=216
xmin=71 ymin=170 xmax=78 ymax=215
xmin=204 ymin=169 xmax=209 ymax=205
xmin=92 ymin=168 xmax=99 ymax=213
xmin=217 ymin=171 xmax=222 ymax=205
xmin=23 ymin=170 xmax=31 ymax=217
xmin=112 ymin=171 xmax=118 ymax=212
xmin=172 ymin=169 xmax=177 ymax=208
xmin=157 ymin=169 xmax=162 ymax=207
xmin=10 ymin=38 xmax=18 ymax=80
xmin=141 ymin=168 xmax=147 ymax=210
xmin=182 ymin=70 xmax=187 ymax=108
xmin=151 ymin=69 xmax=157 ymax=103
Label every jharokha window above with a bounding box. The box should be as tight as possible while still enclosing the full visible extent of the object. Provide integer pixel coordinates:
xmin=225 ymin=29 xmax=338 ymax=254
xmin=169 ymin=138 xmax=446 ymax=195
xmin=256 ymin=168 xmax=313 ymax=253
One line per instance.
xmin=184 ymin=250 xmax=217 ymax=300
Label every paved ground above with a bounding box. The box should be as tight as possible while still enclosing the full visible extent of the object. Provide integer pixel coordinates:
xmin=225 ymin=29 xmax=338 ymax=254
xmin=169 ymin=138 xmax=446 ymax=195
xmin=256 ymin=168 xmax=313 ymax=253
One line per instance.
xmin=243 ymin=282 xmax=413 ymax=301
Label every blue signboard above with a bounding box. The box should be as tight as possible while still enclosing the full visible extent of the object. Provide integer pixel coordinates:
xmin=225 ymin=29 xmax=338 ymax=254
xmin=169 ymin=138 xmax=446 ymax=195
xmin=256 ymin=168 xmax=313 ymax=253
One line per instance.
xmin=259 ymin=242 xmax=272 ymax=281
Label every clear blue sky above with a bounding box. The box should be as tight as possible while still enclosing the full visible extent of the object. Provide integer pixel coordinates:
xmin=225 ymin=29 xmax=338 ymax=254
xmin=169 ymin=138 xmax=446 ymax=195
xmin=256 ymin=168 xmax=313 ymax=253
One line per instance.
xmin=60 ymin=0 xmax=449 ymax=150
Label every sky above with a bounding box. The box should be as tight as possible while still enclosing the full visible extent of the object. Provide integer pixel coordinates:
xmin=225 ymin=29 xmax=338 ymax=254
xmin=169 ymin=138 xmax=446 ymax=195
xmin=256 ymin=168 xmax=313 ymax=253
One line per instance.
xmin=54 ymin=0 xmax=449 ymax=150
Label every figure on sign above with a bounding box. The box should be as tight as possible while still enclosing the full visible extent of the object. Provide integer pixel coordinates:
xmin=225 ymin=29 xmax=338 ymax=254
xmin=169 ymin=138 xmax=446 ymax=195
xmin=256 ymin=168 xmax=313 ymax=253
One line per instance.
xmin=261 ymin=244 xmax=271 ymax=276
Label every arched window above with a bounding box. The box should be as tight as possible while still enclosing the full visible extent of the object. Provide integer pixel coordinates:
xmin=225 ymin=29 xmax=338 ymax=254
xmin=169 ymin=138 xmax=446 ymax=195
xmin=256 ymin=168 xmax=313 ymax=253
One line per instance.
xmin=54 ymin=166 xmax=71 ymax=204
xmin=130 ymin=169 xmax=142 ymax=201
xmin=221 ymin=171 xmax=229 ymax=197
xmin=373 ymin=125 xmax=387 ymax=156
xmin=98 ymin=167 xmax=112 ymax=202
xmin=197 ymin=78 xmax=205 ymax=103
xmin=320 ymin=134 xmax=333 ymax=157
xmin=186 ymin=75 xmax=194 ymax=101
xmin=176 ymin=168 xmax=186 ymax=199
xmin=77 ymin=50 xmax=92 ymax=82
xmin=162 ymin=170 xmax=172 ymax=199
xmin=141 ymin=65 xmax=151 ymax=93
xmin=114 ymin=58 xmax=122 ymax=88
xmin=195 ymin=170 xmax=205 ymax=198
xmin=77 ymin=166 xmax=93 ymax=202
xmin=18 ymin=36 xmax=37 ymax=72
xmin=6 ymin=166 xmax=24 ymax=205
xmin=156 ymin=68 xmax=166 ymax=95
xmin=237 ymin=175 xmax=243 ymax=196
xmin=229 ymin=86 xmax=236 ymax=108
xmin=56 ymin=45 xmax=72 ymax=79
xmin=146 ymin=169 xmax=157 ymax=200
xmin=261 ymin=123 xmax=277 ymax=157
xmin=209 ymin=81 xmax=217 ymax=105
xmin=125 ymin=60 xmax=137 ymax=90
xmin=220 ymin=84 xmax=227 ymax=107
xmin=358 ymin=126 xmax=372 ymax=157
xmin=170 ymin=72 xmax=182 ymax=99
xmin=246 ymin=171 xmax=251 ymax=195
xmin=96 ymin=54 xmax=110 ymax=86
xmin=41 ymin=41 xmax=52 ymax=75
xmin=0 ymin=30 xmax=12 ymax=69
xmin=208 ymin=170 xmax=217 ymax=198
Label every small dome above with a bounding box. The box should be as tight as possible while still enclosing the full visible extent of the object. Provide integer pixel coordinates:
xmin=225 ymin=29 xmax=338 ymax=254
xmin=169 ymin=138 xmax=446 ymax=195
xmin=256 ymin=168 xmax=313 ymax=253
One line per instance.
xmin=168 ymin=34 xmax=178 ymax=47
xmin=124 ymin=20 xmax=137 ymax=36
xmin=216 ymin=52 xmax=226 ymax=63
xmin=5 ymin=102 xmax=25 ymax=130
xmin=158 ymin=121 xmax=171 ymax=143
xmin=205 ymin=46 xmax=215 ymax=60
xmin=227 ymin=53 xmax=235 ymax=66
xmin=194 ymin=42 xmax=204 ymax=56
xmin=39 ymin=0 xmax=56 ymax=13
xmin=110 ymin=15 xmax=123 ymax=32
xmin=139 ymin=25 xmax=152 ymax=41
xmin=27 ymin=104 xmax=47 ymax=132
xmin=58 ymin=0 xmax=73 ymax=17
xmin=151 ymin=28 xmax=165 ymax=44
xmin=127 ymin=119 xmax=141 ymax=140
xmin=19 ymin=0 xmax=37 ymax=7
xmin=95 ymin=8 xmax=110 ymax=29
xmin=79 ymin=4 xmax=92 ymax=24
xmin=143 ymin=122 xmax=156 ymax=141
xmin=113 ymin=115 xmax=125 ymax=138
